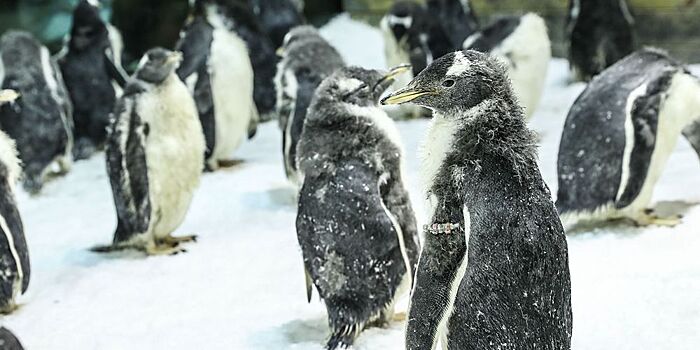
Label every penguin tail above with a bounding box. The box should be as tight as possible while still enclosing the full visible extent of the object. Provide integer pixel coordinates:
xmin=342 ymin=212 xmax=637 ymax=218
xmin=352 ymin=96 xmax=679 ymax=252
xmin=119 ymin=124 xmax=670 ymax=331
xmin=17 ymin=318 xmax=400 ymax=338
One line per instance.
xmin=89 ymin=243 xmax=135 ymax=253
xmin=326 ymin=323 xmax=362 ymax=350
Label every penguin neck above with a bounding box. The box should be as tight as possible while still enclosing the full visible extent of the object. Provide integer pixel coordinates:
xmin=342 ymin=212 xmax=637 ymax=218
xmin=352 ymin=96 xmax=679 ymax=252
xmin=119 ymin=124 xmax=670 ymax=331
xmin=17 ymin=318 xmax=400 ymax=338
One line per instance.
xmin=425 ymin=98 xmax=538 ymax=202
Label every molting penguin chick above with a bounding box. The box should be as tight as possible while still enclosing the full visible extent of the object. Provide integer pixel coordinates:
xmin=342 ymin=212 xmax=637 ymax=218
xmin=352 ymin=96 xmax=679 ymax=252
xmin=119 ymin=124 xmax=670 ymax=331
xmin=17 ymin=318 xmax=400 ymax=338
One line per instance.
xmin=203 ymin=0 xmax=278 ymax=121
xmin=567 ymin=0 xmax=635 ymax=81
xmin=557 ymin=48 xmax=700 ymax=228
xmin=177 ymin=0 xmax=258 ymax=171
xmin=383 ymin=50 xmax=572 ymax=350
xmin=275 ymin=25 xmax=344 ymax=185
xmin=296 ymin=66 xmax=420 ymax=349
xmin=250 ymin=0 xmax=305 ymax=49
xmin=463 ymin=13 xmax=551 ymax=120
xmin=0 ymin=91 xmax=30 ymax=314
xmin=0 ymin=30 xmax=74 ymax=195
xmin=58 ymin=0 xmax=127 ymax=160
xmin=97 ymin=48 xmax=205 ymax=255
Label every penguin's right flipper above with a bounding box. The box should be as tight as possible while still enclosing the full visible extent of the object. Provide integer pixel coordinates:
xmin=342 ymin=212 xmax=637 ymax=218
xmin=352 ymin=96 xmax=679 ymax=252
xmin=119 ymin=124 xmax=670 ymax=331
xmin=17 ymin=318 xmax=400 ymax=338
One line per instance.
xmin=248 ymin=101 xmax=259 ymax=140
xmin=304 ymin=267 xmax=313 ymax=303
xmin=106 ymin=84 xmax=152 ymax=245
xmin=104 ymin=52 xmax=129 ymax=88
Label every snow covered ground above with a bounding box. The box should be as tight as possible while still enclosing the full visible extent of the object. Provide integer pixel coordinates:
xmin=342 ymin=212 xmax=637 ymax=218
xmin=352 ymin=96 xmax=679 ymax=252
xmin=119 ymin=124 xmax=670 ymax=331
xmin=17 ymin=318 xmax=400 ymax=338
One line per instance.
xmin=2 ymin=14 xmax=700 ymax=350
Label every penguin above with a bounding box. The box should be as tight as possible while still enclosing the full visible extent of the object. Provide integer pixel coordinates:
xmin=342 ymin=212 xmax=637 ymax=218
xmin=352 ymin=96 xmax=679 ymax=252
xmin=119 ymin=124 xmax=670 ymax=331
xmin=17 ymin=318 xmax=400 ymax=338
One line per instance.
xmin=567 ymin=0 xmax=635 ymax=81
xmin=462 ymin=13 xmax=551 ymax=120
xmin=0 ymin=90 xmax=30 ymax=314
xmin=426 ymin=0 xmax=479 ymax=49
xmin=0 ymin=327 xmax=24 ymax=349
xmin=557 ymin=48 xmax=700 ymax=227
xmin=0 ymin=30 xmax=74 ymax=194
xmin=274 ymin=25 xmax=344 ymax=185
xmin=296 ymin=66 xmax=420 ymax=349
xmin=94 ymin=48 xmax=205 ymax=255
xmin=205 ymin=0 xmax=279 ymax=121
xmin=176 ymin=0 xmax=258 ymax=171
xmin=249 ymin=0 xmax=305 ymax=49
xmin=57 ymin=0 xmax=128 ymax=160
xmin=382 ymin=50 xmax=572 ymax=349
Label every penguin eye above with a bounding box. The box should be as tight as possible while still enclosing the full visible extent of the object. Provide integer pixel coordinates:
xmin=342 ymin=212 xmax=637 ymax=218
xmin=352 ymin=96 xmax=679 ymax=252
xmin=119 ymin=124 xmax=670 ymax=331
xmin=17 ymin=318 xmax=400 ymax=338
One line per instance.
xmin=441 ymin=79 xmax=455 ymax=88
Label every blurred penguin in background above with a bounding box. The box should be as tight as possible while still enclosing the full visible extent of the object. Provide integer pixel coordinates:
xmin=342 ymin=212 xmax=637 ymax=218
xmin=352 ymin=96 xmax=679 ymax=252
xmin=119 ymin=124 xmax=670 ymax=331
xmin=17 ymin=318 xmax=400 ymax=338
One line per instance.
xmin=0 ymin=31 xmax=74 ymax=194
xmin=205 ymin=0 xmax=279 ymax=121
xmin=177 ymin=0 xmax=258 ymax=171
xmin=250 ymin=0 xmax=305 ymax=49
xmin=296 ymin=66 xmax=420 ymax=349
xmin=0 ymin=90 xmax=30 ymax=315
xmin=426 ymin=0 xmax=479 ymax=48
xmin=567 ymin=0 xmax=635 ymax=81
xmin=275 ymin=26 xmax=344 ymax=185
xmin=58 ymin=0 xmax=128 ymax=160
xmin=463 ymin=13 xmax=551 ymax=119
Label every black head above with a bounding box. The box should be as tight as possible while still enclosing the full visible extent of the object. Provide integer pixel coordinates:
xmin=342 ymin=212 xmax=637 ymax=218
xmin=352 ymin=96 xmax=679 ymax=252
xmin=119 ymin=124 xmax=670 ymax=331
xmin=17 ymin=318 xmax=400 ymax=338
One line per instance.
xmin=135 ymin=48 xmax=183 ymax=84
xmin=385 ymin=1 xmax=422 ymax=42
xmin=318 ymin=65 xmax=411 ymax=107
xmin=70 ymin=0 xmax=108 ymax=51
xmin=280 ymin=25 xmax=319 ymax=50
xmin=382 ymin=50 xmax=511 ymax=115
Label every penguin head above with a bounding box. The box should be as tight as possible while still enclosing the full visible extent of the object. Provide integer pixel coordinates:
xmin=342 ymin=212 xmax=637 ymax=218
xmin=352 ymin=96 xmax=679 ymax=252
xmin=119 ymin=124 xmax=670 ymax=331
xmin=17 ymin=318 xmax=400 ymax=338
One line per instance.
xmin=70 ymin=0 xmax=108 ymax=51
xmin=135 ymin=48 xmax=183 ymax=84
xmin=385 ymin=1 xmax=421 ymax=42
xmin=320 ymin=65 xmax=411 ymax=107
xmin=0 ymin=90 xmax=20 ymax=104
xmin=382 ymin=50 xmax=510 ymax=114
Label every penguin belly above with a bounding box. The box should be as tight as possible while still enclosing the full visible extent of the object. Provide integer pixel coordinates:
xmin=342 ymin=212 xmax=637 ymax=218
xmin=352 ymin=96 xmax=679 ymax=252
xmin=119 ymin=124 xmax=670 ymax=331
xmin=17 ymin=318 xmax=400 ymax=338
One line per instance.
xmin=207 ymin=28 xmax=255 ymax=167
xmin=139 ymin=77 xmax=204 ymax=240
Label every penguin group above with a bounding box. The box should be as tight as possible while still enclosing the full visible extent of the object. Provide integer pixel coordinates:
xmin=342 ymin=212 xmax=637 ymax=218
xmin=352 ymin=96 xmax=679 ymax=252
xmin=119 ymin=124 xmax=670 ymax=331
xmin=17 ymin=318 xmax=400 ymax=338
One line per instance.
xmin=0 ymin=0 xmax=699 ymax=348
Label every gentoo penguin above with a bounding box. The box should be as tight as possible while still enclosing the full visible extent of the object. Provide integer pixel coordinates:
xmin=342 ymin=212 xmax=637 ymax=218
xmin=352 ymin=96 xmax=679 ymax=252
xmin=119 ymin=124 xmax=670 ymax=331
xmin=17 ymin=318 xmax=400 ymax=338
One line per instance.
xmin=426 ymin=0 xmax=479 ymax=48
xmin=382 ymin=50 xmax=572 ymax=349
xmin=0 ymin=91 xmax=30 ymax=314
xmin=250 ymin=0 xmax=305 ymax=49
xmin=58 ymin=0 xmax=128 ymax=160
xmin=567 ymin=0 xmax=635 ymax=81
xmin=0 ymin=30 xmax=74 ymax=194
xmin=462 ymin=13 xmax=551 ymax=120
xmin=95 ymin=48 xmax=205 ymax=255
xmin=275 ymin=25 xmax=344 ymax=185
xmin=176 ymin=0 xmax=258 ymax=171
xmin=207 ymin=0 xmax=279 ymax=121
xmin=296 ymin=66 xmax=420 ymax=349
xmin=557 ymin=48 xmax=700 ymax=227
xmin=0 ymin=327 xmax=24 ymax=349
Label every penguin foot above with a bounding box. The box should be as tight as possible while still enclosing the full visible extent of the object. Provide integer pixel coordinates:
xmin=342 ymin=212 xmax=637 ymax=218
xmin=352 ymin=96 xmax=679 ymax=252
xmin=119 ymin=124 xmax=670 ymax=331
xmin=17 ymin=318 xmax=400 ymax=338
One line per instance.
xmin=159 ymin=234 xmax=198 ymax=246
xmin=0 ymin=302 xmax=19 ymax=315
xmin=146 ymin=244 xmax=187 ymax=256
xmin=633 ymin=211 xmax=682 ymax=227
xmin=392 ymin=311 xmax=407 ymax=322
xmin=217 ymin=159 xmax=244 ymax=168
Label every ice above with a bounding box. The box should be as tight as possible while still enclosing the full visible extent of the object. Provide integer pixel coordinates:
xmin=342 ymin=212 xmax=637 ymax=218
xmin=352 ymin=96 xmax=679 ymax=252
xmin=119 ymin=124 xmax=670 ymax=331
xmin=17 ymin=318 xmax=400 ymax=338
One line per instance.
xmin=1 ymin=14 xmax=699 ymax=350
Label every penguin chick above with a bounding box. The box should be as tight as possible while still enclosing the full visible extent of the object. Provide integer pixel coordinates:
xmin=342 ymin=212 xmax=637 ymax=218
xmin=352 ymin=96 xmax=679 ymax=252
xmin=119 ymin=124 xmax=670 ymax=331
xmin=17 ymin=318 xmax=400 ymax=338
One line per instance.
xmin=0 ymin=30 xmax=74 ymax=195
xmin=463 ymin=13 xmax=551 ymax=120
xmin=567 ymin=0 xmax=635 ymax=81
xmin=296 ymin=66 xmax=420 ymax=349
xmin=177 ymin=0 xmax=258 ymax=171
xmin=58 ymin=0 xmax=128 ymax=160
xmin=557 ymin=48 xmax=700 ymax=228
xmin=275 ymin=25 xmax=344 ymax=185
xmin=0 ymin=92 xmax=30 ymax=314
xmin=382 ymin=50 xmax=572 ymax=350
xmin=96 ymin=48 xmax=205 ymax=256
xmin=250 ymin=0 xmax=305 ymax=49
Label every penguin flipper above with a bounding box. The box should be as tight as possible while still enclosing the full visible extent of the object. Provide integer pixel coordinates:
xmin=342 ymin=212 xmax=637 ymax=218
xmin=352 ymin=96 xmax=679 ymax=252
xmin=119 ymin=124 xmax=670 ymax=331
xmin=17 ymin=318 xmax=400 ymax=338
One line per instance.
xmin=248 ymin=101 xmax=259 ymax=140
xmin=304 ymin=267 xmax=313 ymax=303
xmin=106 ymin=86 xmax=151 ymax=244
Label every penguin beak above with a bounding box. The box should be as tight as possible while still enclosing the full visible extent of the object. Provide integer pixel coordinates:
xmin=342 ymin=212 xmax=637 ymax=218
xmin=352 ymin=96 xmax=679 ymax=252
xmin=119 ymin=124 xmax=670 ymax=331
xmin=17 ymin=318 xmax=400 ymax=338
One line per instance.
xmin=373 ymin=64 xmax=411 ymax=95
xmin=166 ymin=51 xmax=183 ymax=65
xmin=0 ymin=89 xmax=20 ymax=103
xmin=381 ymin=85 xmax=434 ymax=105
xmin=276 ymin=47 xmax=285 ymax=57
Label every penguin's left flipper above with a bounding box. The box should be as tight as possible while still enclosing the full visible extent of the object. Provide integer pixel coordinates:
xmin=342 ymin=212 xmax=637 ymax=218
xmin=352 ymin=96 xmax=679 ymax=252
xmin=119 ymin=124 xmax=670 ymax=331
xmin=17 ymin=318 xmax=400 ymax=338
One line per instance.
xmin=104 ymin=52 xmax=128 ymax=88
xmin=304 ymin=267 xmax=313 ymax=303
xmin=248 ymin=103 xmax=260 ymax=140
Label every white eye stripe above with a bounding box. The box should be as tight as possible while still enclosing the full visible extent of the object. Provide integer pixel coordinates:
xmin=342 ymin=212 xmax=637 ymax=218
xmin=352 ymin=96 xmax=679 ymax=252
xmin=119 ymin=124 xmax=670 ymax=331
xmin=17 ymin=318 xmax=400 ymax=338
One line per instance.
xmin=387 ymin=14 xmax=413 ymax=29
xmin=446 ymin=51 xmax=471 ymax=77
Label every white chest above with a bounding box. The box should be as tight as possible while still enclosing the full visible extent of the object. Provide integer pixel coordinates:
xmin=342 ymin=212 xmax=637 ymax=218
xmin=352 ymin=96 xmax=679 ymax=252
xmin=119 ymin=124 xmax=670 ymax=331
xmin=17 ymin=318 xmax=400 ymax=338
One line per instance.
xmin=420 ymin=114 xmax=459 ymax=216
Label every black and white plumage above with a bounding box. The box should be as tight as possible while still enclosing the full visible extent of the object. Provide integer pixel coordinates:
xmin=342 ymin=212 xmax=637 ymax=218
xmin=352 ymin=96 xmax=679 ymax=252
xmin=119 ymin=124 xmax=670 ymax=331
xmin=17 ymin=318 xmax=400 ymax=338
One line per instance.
xmin=463 ymin=13 xmax=551 ymax=119
xmin=0 ymin=30 xmax=74 ymax=195
xmin=0 ymin=327 xmax=24 ymax=349
xmin=201 ymin=0 xmax=278 ymax=121
xmin=382 ymin=51 xmax=572 ymax=349
xmin=296 ymin=66 xmax=420 ymax=349
xmin=98 ymin=48 xmax=205 ymax=255
xmin=275 ymin=25 xmax=344 ymax=185
xmin=0 ymin=93 xmax=30 ymax=314
xmin=250 ymin=0 xmax=305 ymax=49
xmin=426 ymin=0 xmax=479 ymax=49
xmin=57 ymin=0 xmax=127 ymax=160
xmin=557 ymin=48 xmax=700 ymax=227
xmin=567 ymin=0 xmax=635 ymax=81
xmin=176 ymin=1 xmax=258 ymax=171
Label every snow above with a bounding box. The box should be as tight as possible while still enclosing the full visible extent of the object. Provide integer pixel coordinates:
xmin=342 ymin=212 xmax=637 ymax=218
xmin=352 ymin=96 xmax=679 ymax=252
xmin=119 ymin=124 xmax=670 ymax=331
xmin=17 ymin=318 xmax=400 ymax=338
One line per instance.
xmin=2 ymin=14 xmax=700 ymax=350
